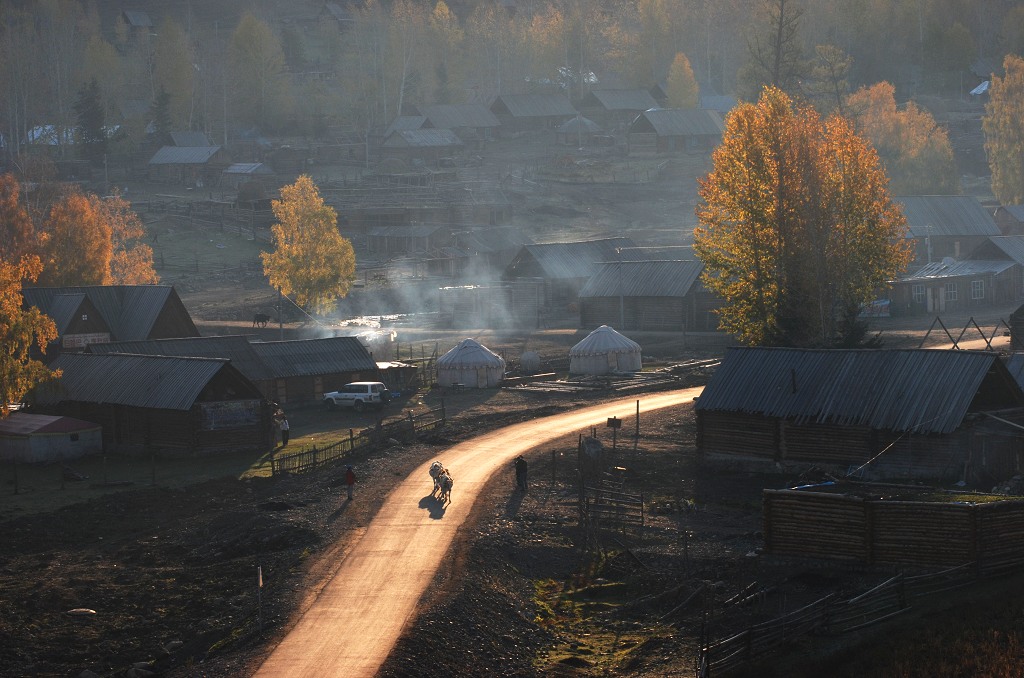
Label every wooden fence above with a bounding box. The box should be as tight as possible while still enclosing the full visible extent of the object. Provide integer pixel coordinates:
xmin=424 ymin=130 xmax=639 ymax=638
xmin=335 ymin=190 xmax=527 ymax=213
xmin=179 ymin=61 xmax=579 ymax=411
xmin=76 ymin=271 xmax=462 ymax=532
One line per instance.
xmin=582 ymin=485 xmax=644 ymax=537
xmin=696 ymin=558 xmax=997 ymax=677
xmin=270 ymin=405 xmax=445 ymax=476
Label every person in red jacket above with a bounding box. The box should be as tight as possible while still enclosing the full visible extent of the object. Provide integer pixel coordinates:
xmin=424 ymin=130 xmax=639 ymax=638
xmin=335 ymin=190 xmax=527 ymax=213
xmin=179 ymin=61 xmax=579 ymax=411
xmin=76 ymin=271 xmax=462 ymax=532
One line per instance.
xmin=345 ymin=465 xmax=356 ymax=500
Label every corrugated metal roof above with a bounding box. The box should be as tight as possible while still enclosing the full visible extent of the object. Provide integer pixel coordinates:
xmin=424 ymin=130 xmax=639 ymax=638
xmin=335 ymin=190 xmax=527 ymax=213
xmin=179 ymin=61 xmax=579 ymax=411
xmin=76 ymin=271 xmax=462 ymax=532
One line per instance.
xmin=45 ymin=293 xmax=87 ymax=334
xmin=1004 ymin=353 xmax=1024 ymax=391
xmin=696 ymin=347 xmax=1020 ymax=434
xmin=22 ymin=285 xmax=197 ymax=341
xmin=616 ymin=245 xmax=694 ymax=261
xmin=88 ymin=335 xmax=275 ymax=381
xmin=38 ymin=353 xmax=230 ymax=411
xmin=584 ymin=89 xmax=659 ymax=111
xmin=0 ymin=412 xmax=100 ymax=436
xmin=579 ymin=260 xmax=704 ymax=298
xmin=249 ymin=337 xmax=377 ymax=377
xmin=983 ymin=236 xmax=1024 ymax=265
xmin=418 ymin=104 xmax=500 ymax=129
xmin=900 ymin=259 xmax=1015 ymax=281
xmin=385 ymin=116 xmax=427 ymax=135
xmin=699 ymin=95 xmax=738 ymax=113
xmin=512 ymin=237 xmax=636 ymax=279
xmin=896 ymin=196 xmax=1001 ymax=238
xmin=455 ymin=227 xmax=531 ymax=253
xmin=491 ymin=94 xmax=578 ymax=118
xmin=368 ymin=223 xmax=448 ymax=238
xmin=223 ymin=163 xmax=272 ymax=175
xmin=170 ymin=131 xmax=211 ymax=147
xmin=1001 ymin=205 xmax=1024 ymax=221
xmin=632 ymin=108 xmax=724 ymax=137
xmin=148 ymin=145 xmax=222 ymax=165
xmin=383 ymin=129 xmax=463 ymax=148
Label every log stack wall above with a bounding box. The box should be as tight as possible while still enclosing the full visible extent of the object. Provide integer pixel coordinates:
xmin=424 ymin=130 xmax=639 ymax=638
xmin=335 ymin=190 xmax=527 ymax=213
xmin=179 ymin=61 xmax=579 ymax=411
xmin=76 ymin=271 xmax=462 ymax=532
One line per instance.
xmin=765 ymin=489 xmax=1024 ymax=570
xmin=697 ymin=411 xmax=776 ymax=460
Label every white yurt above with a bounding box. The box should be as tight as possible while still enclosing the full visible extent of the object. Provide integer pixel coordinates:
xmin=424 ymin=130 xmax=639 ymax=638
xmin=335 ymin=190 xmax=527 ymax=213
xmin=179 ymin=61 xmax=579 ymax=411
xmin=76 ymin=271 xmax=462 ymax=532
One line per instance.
xmin=569 ymin=325 xmax=642 ymax=375
xmin=437 ymin=338 xmax=506 ymax=388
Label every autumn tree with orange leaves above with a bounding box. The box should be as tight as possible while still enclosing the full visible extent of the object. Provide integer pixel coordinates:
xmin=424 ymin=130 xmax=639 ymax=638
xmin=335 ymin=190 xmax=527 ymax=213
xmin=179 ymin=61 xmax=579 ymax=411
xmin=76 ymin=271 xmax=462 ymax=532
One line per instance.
xmin=0 ymin=255 xmax=60 ymax=416
xmin=694 ymin=87 xmax=912 ymax=347
xmin=984 ymin=55 xmax=1024 ymax=205
xmin=261 ymin=175 xmax=355 ymax=315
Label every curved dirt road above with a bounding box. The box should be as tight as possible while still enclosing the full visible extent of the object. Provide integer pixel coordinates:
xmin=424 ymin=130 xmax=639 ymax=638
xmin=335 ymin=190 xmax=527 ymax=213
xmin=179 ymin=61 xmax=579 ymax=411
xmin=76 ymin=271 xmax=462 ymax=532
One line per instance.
xmin=254 ymin=387 xmax=702 ymax=677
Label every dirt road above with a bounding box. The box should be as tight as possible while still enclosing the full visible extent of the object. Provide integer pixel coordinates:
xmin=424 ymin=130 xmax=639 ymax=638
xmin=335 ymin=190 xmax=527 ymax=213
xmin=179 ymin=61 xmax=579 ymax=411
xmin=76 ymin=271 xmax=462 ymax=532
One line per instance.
xmin=253 ymin=387 xmax=702 ymax=677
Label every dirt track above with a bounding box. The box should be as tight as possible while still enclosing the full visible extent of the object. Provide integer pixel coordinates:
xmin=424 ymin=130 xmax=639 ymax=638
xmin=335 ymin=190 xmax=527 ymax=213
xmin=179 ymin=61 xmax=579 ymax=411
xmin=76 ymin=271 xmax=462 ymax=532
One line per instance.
xmin=254 ymin=388 xmax=702 ymax=677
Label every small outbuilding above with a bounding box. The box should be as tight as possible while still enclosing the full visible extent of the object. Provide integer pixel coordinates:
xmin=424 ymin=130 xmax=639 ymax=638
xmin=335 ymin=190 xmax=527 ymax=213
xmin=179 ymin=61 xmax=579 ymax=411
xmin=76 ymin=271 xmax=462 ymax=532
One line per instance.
xmin=0 ymin=412 xmax=102 ymax=463
xmin=437 ymin=338 xmax=505 ymax=388
xmin=569 ymin=325 xmax=642 ymax=375
xmin=555 ymin=115 xmax=603 ymax=146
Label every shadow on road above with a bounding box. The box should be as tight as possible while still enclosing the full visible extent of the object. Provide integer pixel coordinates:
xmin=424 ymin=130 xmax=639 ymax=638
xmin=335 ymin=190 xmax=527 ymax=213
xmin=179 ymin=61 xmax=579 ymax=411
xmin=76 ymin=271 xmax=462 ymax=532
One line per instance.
xmin=505 ymin=488 xmax=525 ymax=516
xmin=419 ymin=494 xmax=447 ymax=519
xmin=328 ymin=499 xmax=354 ymax=523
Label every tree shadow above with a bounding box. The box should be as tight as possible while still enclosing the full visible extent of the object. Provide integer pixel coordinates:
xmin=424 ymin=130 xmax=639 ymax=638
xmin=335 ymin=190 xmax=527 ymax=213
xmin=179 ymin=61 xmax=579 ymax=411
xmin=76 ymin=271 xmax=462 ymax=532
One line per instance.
xmin=418 ymin=494 xmax=447 ymax=519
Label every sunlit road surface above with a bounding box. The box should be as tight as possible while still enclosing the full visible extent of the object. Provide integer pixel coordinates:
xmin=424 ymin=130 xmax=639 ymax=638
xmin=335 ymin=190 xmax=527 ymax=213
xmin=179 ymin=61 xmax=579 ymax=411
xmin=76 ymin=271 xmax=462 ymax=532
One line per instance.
xmin=253 ymin=387 xmax=703 ymax=678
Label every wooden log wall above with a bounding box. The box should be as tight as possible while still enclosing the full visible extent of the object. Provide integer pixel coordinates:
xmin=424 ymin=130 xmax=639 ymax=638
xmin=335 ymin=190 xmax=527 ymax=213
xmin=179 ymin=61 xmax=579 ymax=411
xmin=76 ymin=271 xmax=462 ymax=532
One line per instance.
xmin=763 ymin=491 xmax=867 ymax=561
xmin=697 ymin=411 xmax=776 ymax=460
xmin=765 ymin=489 xmax=1024 ymax=570
xmin=782 ymin=423 xmax=874 ymax=466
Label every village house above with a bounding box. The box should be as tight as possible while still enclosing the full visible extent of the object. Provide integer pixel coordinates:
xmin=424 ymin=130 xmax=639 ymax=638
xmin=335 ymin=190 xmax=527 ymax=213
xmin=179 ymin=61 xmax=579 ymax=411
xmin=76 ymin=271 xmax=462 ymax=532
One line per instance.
xmin=503 ymin=237 xmax=635 ymax=312
xmin=0 ymin=412 xmax=103 ymax=463
xmin=578 ymin=89 xmax=659 ymax=130
xmin=489 ymin=93 xmax=578 ymax=134
xmin=627 ymin=108 xmax=724 ymax=153
xmin=29 ymin=353 xmax=274 ymax=455
xmin=21 ymin=285 xmax=199 ymax=358
xmin=896 ymin=195 xmax=1002 ymax=266
xmin=147 ymin=145 xmax=230 ymax=186
xmin=578 ymin=259 xmax=718 ymax=331
xmin=367 ymin=223 xmax=452 ymax=258
xmin=995 ymin=205 xmax=1024 ymax=236
xmin=889 ymin=258 xmax=1019 ymax=316
xmin=380 ymin=129 xmax=464 ymax=169
xmin=88 ymin=335 xmax=380 ymax=407
xmin=417 ymin=103 xmax=501 ymax=145
xmin=696 ymin=347 xmax=1024 ymax=487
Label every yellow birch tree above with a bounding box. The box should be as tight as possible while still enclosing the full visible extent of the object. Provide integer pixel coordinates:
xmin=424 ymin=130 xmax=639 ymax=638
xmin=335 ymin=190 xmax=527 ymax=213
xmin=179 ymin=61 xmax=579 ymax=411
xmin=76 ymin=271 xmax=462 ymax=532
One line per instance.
xmin=983 ymin=55 xmax=1024 ymax=205
xmin=261 ymin=176 xmax=356 ymax=315
xmin=666 ymin=52 xmax=699 ymax=108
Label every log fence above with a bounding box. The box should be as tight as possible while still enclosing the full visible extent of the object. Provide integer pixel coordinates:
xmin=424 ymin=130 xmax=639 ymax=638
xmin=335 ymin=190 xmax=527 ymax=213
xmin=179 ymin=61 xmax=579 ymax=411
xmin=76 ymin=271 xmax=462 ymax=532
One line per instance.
xmin=696 ymin=555 xmax=1014 ymax=677
xmin=270 ymin=404 xmax=445 ymax=476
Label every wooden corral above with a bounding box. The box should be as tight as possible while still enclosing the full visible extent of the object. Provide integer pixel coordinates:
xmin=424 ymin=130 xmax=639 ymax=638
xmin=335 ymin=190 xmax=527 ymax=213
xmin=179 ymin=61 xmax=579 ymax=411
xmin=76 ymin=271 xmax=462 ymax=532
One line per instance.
xmin=764 ymin=485 xmax=1024 ymax=573
xmin=436 ymin=281 xmax=544 ymax=329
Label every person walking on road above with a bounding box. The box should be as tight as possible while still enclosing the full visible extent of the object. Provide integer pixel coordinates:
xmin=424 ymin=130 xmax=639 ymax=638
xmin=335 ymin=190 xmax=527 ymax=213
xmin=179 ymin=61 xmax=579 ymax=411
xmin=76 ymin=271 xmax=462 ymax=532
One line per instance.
xmin=514 ymin=455 xmax=528 ymax=491
xmin=280 ymin=416 xmax=290 ymax=446
xmin=345 ymin=465 xmax=356 ymax=500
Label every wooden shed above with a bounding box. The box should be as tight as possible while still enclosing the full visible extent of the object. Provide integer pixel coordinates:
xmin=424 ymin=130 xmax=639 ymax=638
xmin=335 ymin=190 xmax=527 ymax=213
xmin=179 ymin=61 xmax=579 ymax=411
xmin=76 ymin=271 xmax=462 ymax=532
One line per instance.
xmin=147 ymin=145 xmax=230 ymax=186
xmin=489 ymin=93 xmax=578 ymax=134
xmin=578 ymin=259 xmax=718 ymax=331
xmin=578 ymin=89 xmax=659 ymax=129
xmin=380 ymin=129 xmax=464 ymax=169
xmin=995 ymin=205 xmax=1024 ymax=236
xmin=417 ymin=103 xmax=501 ymax=144
xmin=696 ymin=347 xmax=1024 ymax=487
xmin=30 ymin=353 xmax=273 ymax=456
xmin=0 ymin=412 xmax=102 ymax=463
xmin=627 ymin=108 xmax=724 ymax=153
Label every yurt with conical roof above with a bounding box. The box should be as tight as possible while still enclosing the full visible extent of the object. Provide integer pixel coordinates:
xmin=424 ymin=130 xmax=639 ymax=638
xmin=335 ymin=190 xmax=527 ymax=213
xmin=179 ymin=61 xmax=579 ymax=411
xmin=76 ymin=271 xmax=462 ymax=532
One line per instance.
xmin=569 ymin=325 xmax=642 ymax=375
xmin=437 ymin=338 xmax=506 ymax=388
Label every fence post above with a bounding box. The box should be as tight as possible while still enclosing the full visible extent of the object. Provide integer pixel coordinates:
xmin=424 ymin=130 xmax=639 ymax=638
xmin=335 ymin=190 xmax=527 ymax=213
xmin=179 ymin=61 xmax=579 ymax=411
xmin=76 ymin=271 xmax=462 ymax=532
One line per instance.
xmin=312 ymin=445 xmax=318 ymax=468
xmin=408 ymin=410 xmax=415 ymax=432
xmin=349 ymin=429 xmax=355 ymax=448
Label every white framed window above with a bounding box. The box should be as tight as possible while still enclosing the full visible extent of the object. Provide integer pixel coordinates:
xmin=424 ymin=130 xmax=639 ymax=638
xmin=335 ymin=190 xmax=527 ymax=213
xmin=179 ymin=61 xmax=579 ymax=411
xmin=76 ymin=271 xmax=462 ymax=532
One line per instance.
xmin=912 ymin=285 xmax=925 ymax=303
xmin=945 ymin=282 xmax=958 ymax=301
xmin=971 ymin=279 xmax=985 ymax=300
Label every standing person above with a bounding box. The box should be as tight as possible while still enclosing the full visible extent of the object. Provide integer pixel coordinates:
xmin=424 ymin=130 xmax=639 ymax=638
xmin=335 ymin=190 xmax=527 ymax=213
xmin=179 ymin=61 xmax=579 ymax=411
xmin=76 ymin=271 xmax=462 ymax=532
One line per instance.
xmin=280 ymin=416 xmax=290 ymax=446
xmin=514 ymin=455 xmax=528 ymax=491
xmin=345 ymin=465 xmax=356 ymax=500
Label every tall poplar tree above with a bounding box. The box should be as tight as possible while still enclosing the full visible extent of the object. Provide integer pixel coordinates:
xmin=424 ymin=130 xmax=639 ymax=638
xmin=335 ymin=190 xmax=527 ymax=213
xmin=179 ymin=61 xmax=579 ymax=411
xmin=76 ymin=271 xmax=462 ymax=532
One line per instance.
xmin=0 ymin=254 xmax=59 ymax=416
xmin=694 ymin=87 xmax=911 ymax=347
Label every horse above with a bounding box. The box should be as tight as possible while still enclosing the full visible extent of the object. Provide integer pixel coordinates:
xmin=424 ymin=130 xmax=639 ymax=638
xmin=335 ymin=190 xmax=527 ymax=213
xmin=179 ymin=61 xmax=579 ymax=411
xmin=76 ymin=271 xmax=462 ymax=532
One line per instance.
xmin=437 ymin=470 xmax=453 ymax=505
xmin=429 ymin=460 xmax=446 ymax=495
xmin=253 ymin=313 xmax=271 ymax=328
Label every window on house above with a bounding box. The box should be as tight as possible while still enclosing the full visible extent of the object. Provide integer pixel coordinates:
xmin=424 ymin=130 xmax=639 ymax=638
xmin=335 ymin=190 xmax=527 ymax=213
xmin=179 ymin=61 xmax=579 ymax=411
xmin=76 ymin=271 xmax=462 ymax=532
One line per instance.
xmin=912 ymin=285 xmax=925 ymax=303
xmin=945 ymin=282 xmax=958 ymax=301
xmin=971 ymin=279 xmax=985 ymax=300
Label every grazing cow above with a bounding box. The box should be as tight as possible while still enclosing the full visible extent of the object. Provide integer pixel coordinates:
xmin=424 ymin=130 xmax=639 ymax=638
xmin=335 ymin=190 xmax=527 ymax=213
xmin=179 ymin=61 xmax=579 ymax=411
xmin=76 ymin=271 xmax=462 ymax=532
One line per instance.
xmin=429 ymin=460 xmax=446 ymax=495
xmin=253 ymin=313 xmax=271 ymax=328
xmin=437 ymin=470 xmax=453 ymax=505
